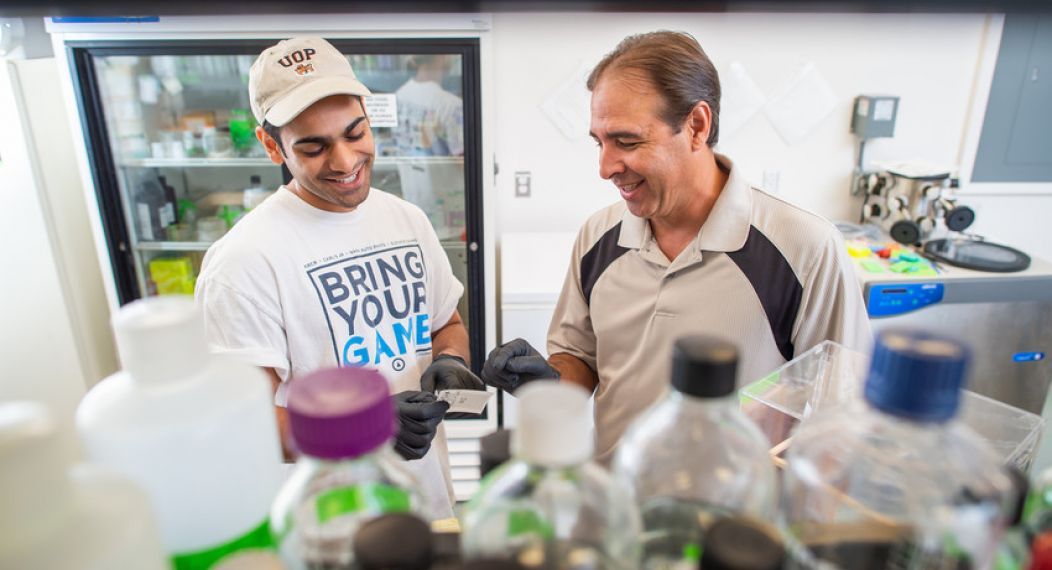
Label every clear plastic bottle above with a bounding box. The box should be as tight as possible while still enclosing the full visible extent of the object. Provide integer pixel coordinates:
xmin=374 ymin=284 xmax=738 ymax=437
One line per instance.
xmin=270 ymin=366 xmax=430 ymax=569
xmin=0 ymin=401 xmax=168 ymax=570
xmin=613 ymin=336 xmax=778 ymax=570
xmin=242 ymin=174 xmax=274 ymax=211
xmin=460 ymin=381 xmax=641 ymax=569
xmin=76 ymin=297 xmax=285 ymax=569
xmin=783 ymin=329 xmax=1014 ymax=569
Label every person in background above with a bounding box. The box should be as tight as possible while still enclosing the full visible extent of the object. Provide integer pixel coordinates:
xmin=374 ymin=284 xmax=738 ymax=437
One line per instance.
xmin=395 ymin=54 xmax=464 ymax=157
xmin=195 ymin=37 xmax=484 ymax=519
xmin=481 ymin=31 xmax=871 ymax=464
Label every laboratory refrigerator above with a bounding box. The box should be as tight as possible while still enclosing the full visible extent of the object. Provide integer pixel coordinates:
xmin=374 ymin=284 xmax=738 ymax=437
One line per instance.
xmin=58 ymin=33 xmax=493 ymax=499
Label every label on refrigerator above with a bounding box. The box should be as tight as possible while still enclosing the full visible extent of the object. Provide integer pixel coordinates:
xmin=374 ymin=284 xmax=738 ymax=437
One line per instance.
xmin=363 ymin=94 xmax=398 ymax=128
xmin=137 ymin=202 xmax=155 ymax=241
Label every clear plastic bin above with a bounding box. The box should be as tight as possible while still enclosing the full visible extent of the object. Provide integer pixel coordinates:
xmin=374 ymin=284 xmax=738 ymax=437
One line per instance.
xmin=739 ymin=340 xmax=1045 ymax=472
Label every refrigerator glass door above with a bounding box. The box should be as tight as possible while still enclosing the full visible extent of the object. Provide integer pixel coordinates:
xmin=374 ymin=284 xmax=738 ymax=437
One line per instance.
xmin=88 ymin=48 xmax=475 ymax=330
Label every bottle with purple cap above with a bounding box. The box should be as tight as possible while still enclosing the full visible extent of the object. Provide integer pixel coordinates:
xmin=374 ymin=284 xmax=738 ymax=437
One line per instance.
xmin=270 ymin=367 xmax=429 ymax=569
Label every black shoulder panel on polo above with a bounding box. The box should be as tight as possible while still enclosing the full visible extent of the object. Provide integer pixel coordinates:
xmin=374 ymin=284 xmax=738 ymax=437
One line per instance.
xmin=726 ymin=226 xmax=803 ymax=362
xmin=581 ymin=222 xmax=631 ymax=306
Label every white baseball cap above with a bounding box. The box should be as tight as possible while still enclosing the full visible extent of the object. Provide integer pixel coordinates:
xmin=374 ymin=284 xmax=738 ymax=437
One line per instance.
xmin=249 ymin=36 xmax=373 ymax=127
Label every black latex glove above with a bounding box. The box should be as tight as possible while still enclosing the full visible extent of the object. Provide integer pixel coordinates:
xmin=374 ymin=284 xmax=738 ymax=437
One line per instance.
xmin=420 ymin=354 xmax=487 ymax=420
xmin=392 ymin=391 xmax=450 ymax=461
xmin=480 ymin=338 xmax=559 ymax=394
xmin=420 ymin=354 xmax=486 ymax=393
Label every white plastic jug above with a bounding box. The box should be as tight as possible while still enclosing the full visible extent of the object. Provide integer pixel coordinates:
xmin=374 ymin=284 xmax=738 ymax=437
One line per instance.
xmin=77 ymin=296 xmax=285 ymax=569
xmin=0 ymin=401 xmax=169 ymax=570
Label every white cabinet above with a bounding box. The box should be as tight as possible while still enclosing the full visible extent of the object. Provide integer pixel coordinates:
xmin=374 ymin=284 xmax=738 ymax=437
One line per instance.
xmin=498 ymin=232 xmax=587 ymax=428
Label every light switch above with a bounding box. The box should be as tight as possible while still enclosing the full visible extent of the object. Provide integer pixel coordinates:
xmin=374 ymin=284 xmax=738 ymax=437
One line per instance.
xmin=514 ymin=171 xmax=531 ymax=198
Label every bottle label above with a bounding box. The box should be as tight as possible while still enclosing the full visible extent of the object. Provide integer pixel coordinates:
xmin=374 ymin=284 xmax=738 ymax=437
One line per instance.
xmin=315 ymin=483 xmax=411 ymax=523
xmin=506 ymin=508 xmax=554 ymax=539
xmin=171 ymin=518 xmax=277 ymax=570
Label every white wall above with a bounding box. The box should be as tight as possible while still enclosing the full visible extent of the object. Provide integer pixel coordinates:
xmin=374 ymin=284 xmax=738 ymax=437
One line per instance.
xmin=489 ymin=12 xmax=1052 ymax=260
xmin=0 ymin=60 xmax=90 ymax=459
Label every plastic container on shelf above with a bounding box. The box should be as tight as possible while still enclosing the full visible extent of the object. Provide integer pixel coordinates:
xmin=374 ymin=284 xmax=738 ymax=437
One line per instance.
xmin=740 ymin=340 xmax=1045 ymax=472
xmin=270 ymin=367 xmax=430 ymax=569
xmin=195 ymin=216 xmax=227 ymax=242
xmin=0 ymin=401 xmax=168 ymax=570
xmin=782 ymin=329 xmax=1016 ymax=569
xmin=460 ymin=381 xmax=641 ymax=569
xmin=243 ymin=175 xmax=274 ymax=211
xmin=148 ymin=256 xmax=195 ymax=295
xmin=614 ymin=336 xmax=778 ymax=569
xmin=76 ymin=297 xmax=284 ymax=569
xmin=228 ymin=108 xmax=256 ymax=155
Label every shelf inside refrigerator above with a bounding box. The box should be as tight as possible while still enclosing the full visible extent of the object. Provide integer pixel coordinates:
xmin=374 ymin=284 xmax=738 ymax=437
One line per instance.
xmin=119 ymin=156 xmax=464 ymax=168
xmin=135 ymin=241 xmax=214 ymax=252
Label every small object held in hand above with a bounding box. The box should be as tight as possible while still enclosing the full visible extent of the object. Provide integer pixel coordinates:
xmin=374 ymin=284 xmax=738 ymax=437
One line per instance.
xmin=436 ymin=389 xmax=492 ymax=415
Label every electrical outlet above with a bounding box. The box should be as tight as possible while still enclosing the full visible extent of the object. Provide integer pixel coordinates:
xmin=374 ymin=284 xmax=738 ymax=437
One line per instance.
xmin=514 ymin=171 xmax=531 ymax=198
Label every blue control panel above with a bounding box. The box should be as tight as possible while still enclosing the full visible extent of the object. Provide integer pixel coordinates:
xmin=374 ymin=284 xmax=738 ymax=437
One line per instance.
xmin=867 ymin=283 xmax=945 ymax=317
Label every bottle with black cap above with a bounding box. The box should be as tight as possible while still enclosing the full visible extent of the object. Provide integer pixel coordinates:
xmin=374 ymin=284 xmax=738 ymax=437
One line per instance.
xmin=783 ymin=329 xmax=1014 ymax=570
xmin=700 ymin=516 xmax=786 ymax=570
xmin=613 ymin=336 xmax=777 ymax=569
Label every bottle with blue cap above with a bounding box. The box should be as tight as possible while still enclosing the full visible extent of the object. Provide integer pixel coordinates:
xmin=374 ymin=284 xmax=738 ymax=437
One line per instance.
xmin=783 ymin=329 xmax=1015 ymax=569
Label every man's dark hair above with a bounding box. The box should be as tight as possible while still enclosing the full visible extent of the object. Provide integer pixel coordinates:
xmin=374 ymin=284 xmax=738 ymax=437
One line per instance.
xmin=587 ymin=30 xmax=721 ymax=146
xmin=261 ymin=120 xmax=285 ymax=156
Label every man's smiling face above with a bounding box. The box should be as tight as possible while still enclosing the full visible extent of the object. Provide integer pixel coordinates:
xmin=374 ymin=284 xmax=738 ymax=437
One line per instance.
xmin=265 ymin=94 xmax=376 ymax=212
xmin=589 ymin=70 xmax=697 ymax=222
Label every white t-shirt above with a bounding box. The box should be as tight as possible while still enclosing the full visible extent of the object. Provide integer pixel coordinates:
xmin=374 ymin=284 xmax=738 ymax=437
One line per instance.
xmin=195 ymin=186 xmax=464 ymax=519
xmin=394 ymin=78 xmax=464 ymax=156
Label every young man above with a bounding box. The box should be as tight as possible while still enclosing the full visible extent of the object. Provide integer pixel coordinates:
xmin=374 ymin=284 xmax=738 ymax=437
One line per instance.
xmin=482 ymin=31 xmax=871 ymax=464
xmin=195 ymin=37 xmax=483 ymax=518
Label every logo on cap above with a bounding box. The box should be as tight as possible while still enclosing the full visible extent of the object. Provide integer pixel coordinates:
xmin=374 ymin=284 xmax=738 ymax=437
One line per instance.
xmin=295 ymin=63 xmax=315 ymax=76
xmin=277 ymin=48 xmax=316 ymax=69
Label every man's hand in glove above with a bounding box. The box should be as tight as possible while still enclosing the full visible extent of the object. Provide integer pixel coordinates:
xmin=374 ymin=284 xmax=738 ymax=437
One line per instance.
xmin=420 ymin=354 xmax=487 ymax=420
xmin=420 ymin=354 xmax=485 ymax=393
xmin=392 ymin=391 xmax=449 ymax=461
xmin=480 ymin=338 xmax=560 ymax=394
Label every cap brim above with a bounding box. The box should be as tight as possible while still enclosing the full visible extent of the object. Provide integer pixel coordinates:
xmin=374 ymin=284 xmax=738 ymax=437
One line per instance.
xmin=265 ymin=75 xmax=374 ymax=127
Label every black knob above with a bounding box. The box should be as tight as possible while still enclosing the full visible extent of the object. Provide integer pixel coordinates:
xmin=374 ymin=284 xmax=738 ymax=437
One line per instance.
xmin=890 ymin=220 xmax=921 ymax=245
xmin=945 ymin=206 xmax=975 ymax=232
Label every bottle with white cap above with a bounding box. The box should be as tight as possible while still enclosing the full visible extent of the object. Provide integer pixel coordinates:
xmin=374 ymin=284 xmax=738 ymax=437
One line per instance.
xmin=76 ymin=296 xmax=285 ymax=569
xmin=783 ymin=329 xmax=1014 ymax=569
xmin=460 ymin=381 xmax=641 ymax=569
xmin=270 ymin=366 xmax=430 ymax=569
xmin=613 ymin=335 xmax=778 ymax=569
xmin=0 ymin=401 xmax=168 ymax=570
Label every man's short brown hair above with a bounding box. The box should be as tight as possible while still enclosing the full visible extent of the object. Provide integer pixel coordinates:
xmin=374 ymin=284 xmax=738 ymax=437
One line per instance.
xmin=587 ymin=31 xmax=721 ymax=146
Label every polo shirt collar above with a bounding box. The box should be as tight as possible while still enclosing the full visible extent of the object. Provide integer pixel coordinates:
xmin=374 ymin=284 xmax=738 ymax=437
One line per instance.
xmin=616 ymin=153 xmax=753 ymax=253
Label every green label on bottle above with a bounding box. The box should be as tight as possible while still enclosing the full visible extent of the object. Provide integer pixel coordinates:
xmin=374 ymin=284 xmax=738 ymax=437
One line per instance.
xmin=507 ymin=509 xmax=554 ymax=539
xmin=171 ymin=518 xmax=275 ymax=570
xmin=315 ymin=483 xmax=411 ymax=524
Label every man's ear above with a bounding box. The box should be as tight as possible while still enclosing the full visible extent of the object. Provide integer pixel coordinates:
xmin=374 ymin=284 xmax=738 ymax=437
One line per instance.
xmin=256 ymin=126 xmax=285 ymax=165
xmin=686 ymin=101 xmax=713 ymax=150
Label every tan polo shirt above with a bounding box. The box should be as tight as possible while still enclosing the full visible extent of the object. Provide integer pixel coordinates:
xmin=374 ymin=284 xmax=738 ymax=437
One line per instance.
xmin=547 ymin=155 xmax=871 ymax=464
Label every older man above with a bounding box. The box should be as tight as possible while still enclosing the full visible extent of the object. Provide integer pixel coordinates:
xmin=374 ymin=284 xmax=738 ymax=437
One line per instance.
xmin=482 ymin=31 xmax=871 ymax=463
